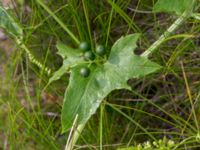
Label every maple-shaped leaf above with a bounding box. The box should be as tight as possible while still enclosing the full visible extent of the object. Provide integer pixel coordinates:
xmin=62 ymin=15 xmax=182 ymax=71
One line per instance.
xmin=61 ymin=34 xmax=162 ymax=132
xmin=153 ymin=0 xmax=195 ymax=15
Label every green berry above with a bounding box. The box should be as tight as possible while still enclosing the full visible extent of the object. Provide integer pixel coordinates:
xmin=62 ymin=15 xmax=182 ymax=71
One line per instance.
xmin=96 ymin=45 xmax=106 ymax=56
xmin=84 ymin=51 xmax=95 ymax=61
xmin=79 ymin=41 xmax=90 ymax=51
xmin=80 ymin=67 xmax=90 ymax=77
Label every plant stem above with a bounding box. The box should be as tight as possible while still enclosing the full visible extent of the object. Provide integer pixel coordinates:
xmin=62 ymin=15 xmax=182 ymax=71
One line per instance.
xmin=141 ymin=9 xmax=193 ymax=58
xmin=65 ymin=124 xmax=85 ymax=150
xmin=99 ymin=104 xmax=104 ymax=150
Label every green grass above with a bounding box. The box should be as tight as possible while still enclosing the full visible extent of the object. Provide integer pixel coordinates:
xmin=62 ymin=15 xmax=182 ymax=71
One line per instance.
xmin=0 ymin=0 xmax=200 ymax=149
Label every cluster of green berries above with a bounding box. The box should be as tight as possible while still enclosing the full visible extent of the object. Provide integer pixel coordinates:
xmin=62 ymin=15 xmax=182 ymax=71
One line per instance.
xmin=79 ymin=41 xmax=106 ymax=78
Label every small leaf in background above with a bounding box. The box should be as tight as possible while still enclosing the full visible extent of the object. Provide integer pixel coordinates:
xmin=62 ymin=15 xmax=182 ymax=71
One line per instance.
xmin=153 ymin=0 xmax=193 ymax=15
xmin=0 ymin=5 xmax=23 ymax=38
xmin=48 ymin=42 xmax=83 ymax=85
xmin=61 ymin=34 xmax=162 ymax=132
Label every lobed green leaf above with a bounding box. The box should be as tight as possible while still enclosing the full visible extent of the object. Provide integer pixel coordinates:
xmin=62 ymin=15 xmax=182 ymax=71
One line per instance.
xmin=61 ymin=34 xmax=162 ymax=132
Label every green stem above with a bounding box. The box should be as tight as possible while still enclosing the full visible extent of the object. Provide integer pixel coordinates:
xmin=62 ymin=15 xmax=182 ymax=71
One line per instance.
xmin=65 ymin=124 xmax=85 ymax=150
xmin=36 ymin=0 xmax=80 ymax=44
xmin=99 ymin=104 xmax=104 ymax=150
xmin=141 ymin=8 xmax=193 ymax=58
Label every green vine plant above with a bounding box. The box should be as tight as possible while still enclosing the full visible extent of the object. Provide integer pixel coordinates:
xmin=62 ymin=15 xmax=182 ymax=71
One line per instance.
xmin=56 ymin=1 xmax=196 ymax=149
xmin=0 ymin=0 xmax=198 ymax=150
xmin=0 ymin=5 xmax=51 ymax=75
